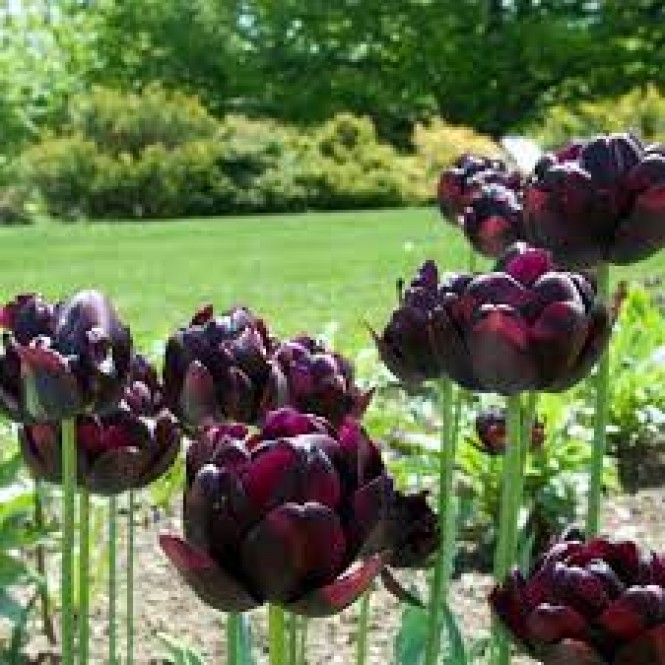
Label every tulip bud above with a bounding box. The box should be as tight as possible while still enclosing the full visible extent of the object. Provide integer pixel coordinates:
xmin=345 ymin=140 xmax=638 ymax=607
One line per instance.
xmin=475 ymin=406 xmax=545 ymax=455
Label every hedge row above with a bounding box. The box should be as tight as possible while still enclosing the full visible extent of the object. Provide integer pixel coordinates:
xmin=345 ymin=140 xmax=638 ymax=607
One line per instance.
xmin=9 ymin=85 xmax=501 ymax=220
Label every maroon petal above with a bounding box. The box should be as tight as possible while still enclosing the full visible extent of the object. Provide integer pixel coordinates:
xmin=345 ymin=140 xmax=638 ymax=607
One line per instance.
xmin=286 ymin=554 xmax=385 ymax=617
xmin=180 ymin=361 xmax=220 ymax=427
xmin=496 ymin=243 xmax=554 ymax=287
xmin=539 ymin=640 xmax=606 ymax=665
xmin=614 ymin=624 xmax=665 ymax=665
xmin=599 ymin=585 xmax=665 ymax=642
xmin=526 ymin=603 xmax=587 ymax=643
xmin=468 ymin=305 xmax=539 ymax=394
xmin=348 ymin=474 xmax=394 ymax=556
xmin=87 ymin=447 xmax=142 ymax=495
xmin=135 ymin=414 xmax=181 ymax=488
xmin=241 ymin=502 xmax=346 ymax=604
xmin=490 ymin=570 xmax=531 ymax=645
xmin=19 ymin=424 xmax=61 ymax=482
xmin=159 ymin=534 xmax=259 ymax=612
xmin=611 ymin=184 xmax=665 ymax=264
xmin=17 ymin=344 xmax=83 ymax=421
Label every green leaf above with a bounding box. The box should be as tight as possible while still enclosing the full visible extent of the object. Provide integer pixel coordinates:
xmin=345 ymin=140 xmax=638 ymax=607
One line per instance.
xmin=440 ymin=603 xmax=466 ymax=665
xmin=393 ymin=605 xmax=428 ymax=665
xmin=157 ymin=632 xmax=207 ymax=665
xmin=238 ymin=614 xmax=257 ymax=665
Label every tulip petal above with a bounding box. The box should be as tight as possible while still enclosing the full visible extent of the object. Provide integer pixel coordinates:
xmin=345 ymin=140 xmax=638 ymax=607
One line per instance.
xmin=599 ymin=585 xmax=665 ymax=642
xmin=87 ymin=447 xmax=142 ymax=495
xmin=160 ymin=534 xmax=259 ymax=612
xmin=17 ymin=345 xmax=83 ymax=421
xmin=614 ymin=624 xmax=665 ymax=665
xmin=538 ymin=640 xmax=605 ymax=665
xmin=468 ymin=305 xmax=539 ymax=394
xmin=241 ymin=502 xmax=346 ymax=604
xmin=286 ymin=554 xmax=385 ymax=617
xmin=19 ymin=424 xmax=61 ymax=482
xmin=526 ymin=603 xmax=587 ymax=643
xmin=180 ymin=360 xmax=220 ymax=427
xmin=135 ymin=414 xmax=181 ymax=488
xmin=611 ymin=184 xmax=665 ymax=264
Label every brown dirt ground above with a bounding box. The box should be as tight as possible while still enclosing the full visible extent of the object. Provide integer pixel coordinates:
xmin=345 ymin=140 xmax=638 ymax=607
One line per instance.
xmin=12 ymin=487 xmax=665 ymax=665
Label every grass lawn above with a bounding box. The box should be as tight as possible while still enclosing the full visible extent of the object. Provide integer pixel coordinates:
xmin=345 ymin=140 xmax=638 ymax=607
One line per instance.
xmin=0 ymin=207 xmax=663 ymax=356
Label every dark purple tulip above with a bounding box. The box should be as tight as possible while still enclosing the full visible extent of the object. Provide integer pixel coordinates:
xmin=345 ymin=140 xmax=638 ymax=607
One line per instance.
xmin=20 ymin=354 xmax=181 ymax=495
xmin=490 ymin=534 xmax=665 ymax=664
xmin=0 ymin=291 xmax=132 ymax=423
xmin=160 ymin=407 xmax=433 ymax=616
xmin=374 ymin=243 xmax=610 ymax=394
xmin=475 ymin=406 xmax=545 ymax=455
xmin=437 ymin=154 xmax=522 ymax=224
xmin=524 ymin=133 xmax=665 ymax=269
xmin=463 ymin=184 xmax=525 ymax=258
xmin=163 ymin=305 xmax=277 ymax=428
xmin=264 ymin=335 xmax=373 ymax=427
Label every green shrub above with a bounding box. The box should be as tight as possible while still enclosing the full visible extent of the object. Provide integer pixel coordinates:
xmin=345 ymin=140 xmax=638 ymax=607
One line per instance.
xmin=534 ymin=85 xmax=665 ymax=149
xmin=17 ymin=88 xmax=500 ymax=218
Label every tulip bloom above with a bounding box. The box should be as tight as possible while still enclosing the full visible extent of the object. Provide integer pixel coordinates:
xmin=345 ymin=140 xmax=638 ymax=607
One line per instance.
xmin=475 ymin=406 xmax=545 ymax=455
xmin=490 ymin=534 xmax=665 ymax=665
xmin=438 ymin=154 xmax=521 ymax=223
xmin=374 ymin=243 xmax=610 ymax=394
xmin=264 ymin=335 xmax=372 ymax=427
xmin=20 ymin=355 xmax=180 ymax=495
xmin=463 ymin=184 xmax=525 ymax=258
xmin=0 ymin=291 xmax=132 ymax=423
xmin=524 ymin=133 xmax=665 ymax=269
xmin=160 ymin=407 xmax=433 ymax=616
xmin=163 ymin=305 xmax=276 ymax=428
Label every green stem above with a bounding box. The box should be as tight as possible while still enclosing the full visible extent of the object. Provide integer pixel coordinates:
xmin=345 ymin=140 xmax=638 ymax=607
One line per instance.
xmin=268 ymin=605 xmax=286 ymax=665
xmin=61 ymin=418 xmax=77 ymax=665
xmin=355 ymin=591 xmax=371 ymax=665
xmin=108 ymin=496 xmax=117 ymax=665
xmin=492 ymin=394 xmax=525 ymax=665
xmin=34 ymin=480 xmax=56 ymax=645
xmin=424 ymin=377 xmax=456 ymax=665
xmin=586 ymin=262 xmax=610 ymax=537
xmin=289 ymin=614 xmax=297 ymax=665
xmin=226 ymin=613 xmax=239 ymax=665
xmin=468 ymin=244 xmax=478 ymax=273
xmin=298 ymin=618 xmax=307 ymax=665
xmin=78 ymin=487 xmax=90 ymax=665
xmin=127 ymin=491 xmax=135 ymax=665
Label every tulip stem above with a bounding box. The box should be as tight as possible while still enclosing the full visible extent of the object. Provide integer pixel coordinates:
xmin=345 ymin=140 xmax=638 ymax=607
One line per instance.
xmin=587 ymin=262 xmax=610 ymax=537
xmin=355 ymin=591 xmax=371 ymax=665
xmin=492 ymin=393 xmax=525 ymax=665
xmin=34 ymin=480 xmax=56 ymax=645
xmin=61 ymin=418 xmax=77 ymax=665
xmin=226 ymin=613 xmax=239 ymax=665
xmin=268 ymin=605 xmax=286 ymax=665
xmin=468 ymin=244 xmax=478 ymax=273
xmin=78 ymin=487 xmax=90 ymax=665
xmin=424 ymin=377 xmax=457 ymax=665
xmin=127 ymin=490 xmax=135 ymax=665
xmin=289 ymin=613 xmax=297 ymax=665
xmin=108 ymin=496 xmax=118 ymax=665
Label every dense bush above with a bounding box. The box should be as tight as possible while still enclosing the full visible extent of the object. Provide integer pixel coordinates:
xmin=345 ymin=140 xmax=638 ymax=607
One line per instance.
xmin=14 ymin=86 xmax=505 ymax=220
xmin=533 ymin=85 xmax=665 ymax=149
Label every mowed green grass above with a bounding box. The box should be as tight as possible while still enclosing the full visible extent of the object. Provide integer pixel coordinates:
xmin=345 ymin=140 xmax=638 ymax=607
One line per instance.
xmin=0 ymin=208 xmax=663 ymax=356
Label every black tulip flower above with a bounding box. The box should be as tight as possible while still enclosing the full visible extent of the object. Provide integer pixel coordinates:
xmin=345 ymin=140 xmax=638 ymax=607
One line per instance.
xmin=438 ymin=154 xmax=521 ymax=224
xmin=463 ymin=184 xmax=525 ymax=258
xmin=490 ymin=534 xmax=665 ymax=665
xmin=163 ymin=305 xmax=276 ymax=429
xmin=264 ymin=335 xmax=373 ymax=427
xmin=0 ymin=291 xmax=132 ymax=423
xmin=475 ymin=406 xmax=545 ymax=455
xmin=524 ymin=133 xmax=665 ymax=269
xmin=20 ymin=354 xmax=181 ymax=495
xmin=159 ymin=407 xmax=432 ymax=616
xmin=374 ymin=243 xmax=610 ymax=395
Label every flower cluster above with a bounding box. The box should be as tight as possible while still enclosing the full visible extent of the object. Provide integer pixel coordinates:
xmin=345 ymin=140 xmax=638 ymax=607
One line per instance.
xmin=0 ymin=291 xmax=132 ymax=423
xmin=524 ymin=133 xmax=665 ymax=268
xmin=437 ymin=154 xmax=521 ymax=224
xmin=375 ymin=243 xmax=610 ymax=394
xmin=491 ymin=534 xmax=665 ymax=665
xmin=163 ymin=305 xmax=370 ymax=429
xmin=20 ymin=354 xmax=181 ymax=495
xmin=160 ymin=408 xmax=437 ymax=616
